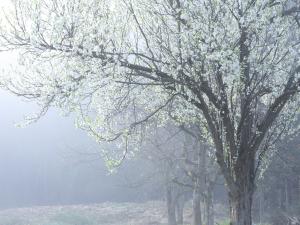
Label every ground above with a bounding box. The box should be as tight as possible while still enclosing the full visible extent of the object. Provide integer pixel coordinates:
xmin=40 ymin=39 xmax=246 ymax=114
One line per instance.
xmin=0 ymin=201 xmax=228 ymax=225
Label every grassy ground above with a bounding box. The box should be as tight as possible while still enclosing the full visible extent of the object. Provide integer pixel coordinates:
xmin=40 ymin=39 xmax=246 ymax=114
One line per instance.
xmin=0 ymin=202 xmax=172 ymax=225
xmin=0 ymin=201 xmax=228 ymax=225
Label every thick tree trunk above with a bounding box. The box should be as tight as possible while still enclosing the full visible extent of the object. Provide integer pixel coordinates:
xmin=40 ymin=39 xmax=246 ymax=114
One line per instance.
xmin=228 ymin=164 xmax=255 ymax=225
xmin=193 ymin=184 xmax=202 ymax=225
xmin=229 ymin=192 xmax=253 ymax=225
xmin=166 ymin=184 xmax=177 ymax=225
xmin=228 ymin=150 xmax=255 ymax=225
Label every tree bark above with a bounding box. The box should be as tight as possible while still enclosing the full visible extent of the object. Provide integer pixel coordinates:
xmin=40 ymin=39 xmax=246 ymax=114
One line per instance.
xmin=229 ymin=192 xmax=253 ymax=225
xmin=205 ymin=186 xmax=214 ymax=225
xmin=193 ymin=184 xmax=202 ymax=225
xmin=166 ymin=183 xmax=177 ymax=225
xmin=228 ymin=150 xmax=255 ymax=225
xmin=176 ymin=197 xmax=184 ymax=225
xmin=228 ymin=169 xmax=255 ymax=225
xmin=258 ymin=189 xmax=263 ymax=224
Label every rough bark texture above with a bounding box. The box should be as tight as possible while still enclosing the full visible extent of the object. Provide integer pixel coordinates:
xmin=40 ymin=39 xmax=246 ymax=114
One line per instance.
xmin=229 ymin=192 xmax=253 ymax=225
xmin=229 ymin=150 xmax=255 ymax=225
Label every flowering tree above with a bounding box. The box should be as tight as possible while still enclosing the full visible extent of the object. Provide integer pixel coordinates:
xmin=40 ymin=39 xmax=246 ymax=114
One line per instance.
xmin=1 ymin=0 xmax=300 ymax=224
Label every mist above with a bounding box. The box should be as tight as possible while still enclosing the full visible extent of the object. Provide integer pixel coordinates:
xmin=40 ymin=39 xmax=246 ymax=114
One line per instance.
xmin=0 ymin=90 xmax=149 ymax=209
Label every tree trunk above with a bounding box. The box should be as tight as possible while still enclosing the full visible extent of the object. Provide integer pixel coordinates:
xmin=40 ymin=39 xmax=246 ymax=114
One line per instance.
xmin=166 ymin=184 xmax=177 ymax=225
xmin=229 ymin=192 xmax=253 ymax=225
xmin=285 ymin=178 xmax=289 ymax=212
xmin=228 ymin=165 xmax=255 ymax=225
xmin=193 ymin=184 xmax=202 ymax=225
xmin=205 ymin=186 xmax=214 ymax=225
xmin=210 ymin=196 xmax=214 ymax=225
xmin=176 ymin=197 xmax=184 ymax=225
xmin=258 ymin=189 xmax=263 ymax=224
xmin=228 ymin=151 xmax=255 ymax=225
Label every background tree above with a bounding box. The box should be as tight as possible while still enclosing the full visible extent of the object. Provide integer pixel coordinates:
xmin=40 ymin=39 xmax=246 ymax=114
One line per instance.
xmin=252 ymin=130 xmax=300 ymax=225
xmin=177 ymin=124 xmax=219 ymax=225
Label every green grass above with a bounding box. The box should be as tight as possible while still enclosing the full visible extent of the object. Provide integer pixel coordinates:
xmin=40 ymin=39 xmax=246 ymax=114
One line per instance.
xmin=216 ymin=219 xmax=230 ymax=225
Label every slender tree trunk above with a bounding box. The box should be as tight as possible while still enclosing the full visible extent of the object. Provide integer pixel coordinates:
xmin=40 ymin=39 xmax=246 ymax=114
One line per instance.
xmin=298 ymin=177 xmax=300 ymax=215
xmin=285 ymin=178 xmax=289 ymax=212
xmin=211 ymin=194 xmax=214 ymax=225
xmin=280 ymin=177 xmax=286 ymax=211
xmin=205 ymin=187 xmax=214 ymax=225
xmin=166 ymin=183 xmax=177 ymax=225
xmin=193 ymin=184 xmax=202 ymax=225
xmin=176 ymin=196 xmax=184 ymax=225
xmin=258 ymin=189 xmax=263 ymax=224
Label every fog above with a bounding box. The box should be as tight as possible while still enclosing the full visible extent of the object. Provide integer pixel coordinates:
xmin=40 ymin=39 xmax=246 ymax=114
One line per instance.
xmin=0 ymin=90 xmax=148 ymax=209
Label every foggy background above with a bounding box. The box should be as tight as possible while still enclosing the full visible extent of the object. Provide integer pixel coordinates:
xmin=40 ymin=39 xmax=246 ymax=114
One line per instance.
xmin=0 ymin=90 xmax=152 ymax=209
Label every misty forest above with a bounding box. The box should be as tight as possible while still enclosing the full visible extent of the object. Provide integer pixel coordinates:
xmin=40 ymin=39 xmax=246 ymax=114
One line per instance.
xmin=0 ymin=0 xmax=300 ymax=225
